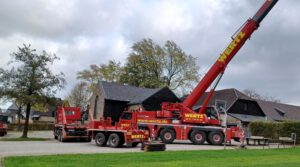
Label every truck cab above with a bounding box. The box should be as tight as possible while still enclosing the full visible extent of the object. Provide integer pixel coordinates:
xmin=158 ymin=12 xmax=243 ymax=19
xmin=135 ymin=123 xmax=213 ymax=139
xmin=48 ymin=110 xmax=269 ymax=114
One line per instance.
xmin=0 ymin=115 xmax=8 ymax=136
xmin=54 ymin=107 xmax=90 ymax=142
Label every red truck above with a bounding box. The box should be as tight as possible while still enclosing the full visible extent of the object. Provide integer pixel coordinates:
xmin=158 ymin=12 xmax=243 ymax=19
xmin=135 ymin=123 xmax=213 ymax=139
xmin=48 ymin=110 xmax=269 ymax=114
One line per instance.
xmin=88 ymin=110 xmax=149 ymax=148
xmin=54 ymin=106 xmax=90 ymax=142
xmin=0 ymin=115 xmax=8 ymax=136
xmin=131 ymin=0 xmax=278 ymax=145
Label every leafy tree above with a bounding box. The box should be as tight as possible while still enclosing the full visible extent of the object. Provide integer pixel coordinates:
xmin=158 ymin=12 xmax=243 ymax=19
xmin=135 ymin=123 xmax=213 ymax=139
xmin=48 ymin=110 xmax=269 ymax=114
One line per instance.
xmin=162 ymin=40 xmax=199 ymax=90
xmin=77 ymin=60 xmax=122 ymax=90
xmin=121 ymin=38 xmax=200 ymax=92
xmin=0 ymin=44 xmax=65 ymax=138
xmin=77 ymin=38 xmax=200 ymax=94
xmin=66 ymin=82 xmax=90 ymax=108
xmin=120 ymin=38 xmax=165 ymax=88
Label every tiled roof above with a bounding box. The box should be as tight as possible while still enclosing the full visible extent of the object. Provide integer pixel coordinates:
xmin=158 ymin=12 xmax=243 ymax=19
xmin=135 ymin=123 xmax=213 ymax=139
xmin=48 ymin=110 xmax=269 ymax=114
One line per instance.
xmin=256 ymin=100 xmax=300 ymax=121
xmin=193 ymin=88 xmax=254 ymax=110
xmin=192 ymin=88 xmax=300 ymax=121
xmin=99 ymin=81 xmax=163 ymax=102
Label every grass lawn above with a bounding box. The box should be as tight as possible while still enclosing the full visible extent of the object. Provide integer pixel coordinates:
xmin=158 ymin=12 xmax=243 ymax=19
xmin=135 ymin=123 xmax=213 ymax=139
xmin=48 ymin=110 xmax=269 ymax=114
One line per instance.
xmin=4 ymin=148 xmax=300 ymax=167
xmin=0 ymin=137 xmax=49 ymax=141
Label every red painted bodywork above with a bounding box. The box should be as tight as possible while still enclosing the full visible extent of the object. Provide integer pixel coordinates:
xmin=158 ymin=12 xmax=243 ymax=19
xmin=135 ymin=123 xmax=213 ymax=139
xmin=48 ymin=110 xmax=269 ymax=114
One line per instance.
xmin=0 ymin=122 xmax=7 ymax=136
xmin=88 ymin=112 xmax=149 ymax=144
xmin=54 ymin=107 xmax=89 ymax=140
xmin=132 ymin=0 xmax=278 ymax=143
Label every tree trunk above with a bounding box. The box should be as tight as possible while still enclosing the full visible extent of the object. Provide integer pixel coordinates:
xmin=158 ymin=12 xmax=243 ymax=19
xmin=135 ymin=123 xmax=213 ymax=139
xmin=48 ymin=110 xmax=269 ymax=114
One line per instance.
xmin=18 ymin=106 xmax=22 ymax=131
xmin=21 ymin=103 xmax=31 ymax=138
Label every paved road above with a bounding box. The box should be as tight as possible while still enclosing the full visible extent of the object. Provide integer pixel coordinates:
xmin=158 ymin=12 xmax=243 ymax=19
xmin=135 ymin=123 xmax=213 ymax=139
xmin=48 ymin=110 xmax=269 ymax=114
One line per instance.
xmin=0 ymin=131 xmax=268 ymax=158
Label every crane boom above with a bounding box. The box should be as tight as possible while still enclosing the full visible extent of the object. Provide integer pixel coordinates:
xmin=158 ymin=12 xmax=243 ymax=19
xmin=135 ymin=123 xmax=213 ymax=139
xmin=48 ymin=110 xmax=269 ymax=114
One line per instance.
xmin=183 ymin=0 xmax=278 ymax=109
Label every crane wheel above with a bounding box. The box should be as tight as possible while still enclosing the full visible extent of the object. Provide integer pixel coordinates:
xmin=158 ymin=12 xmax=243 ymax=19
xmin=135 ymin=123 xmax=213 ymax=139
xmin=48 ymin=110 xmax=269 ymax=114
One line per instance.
xmin=159 ymin=129 xmax=175 ymax=144
xmin=128 ymin=142 xmax=139 ymax=147
xmin=208 ymin=131 xmax=224 ymax=145
xmin=108 ymin=133 xmax=122 ymax=148
xmin=95 ymin=132 xmax=107 ymax=146
xmin=190 ymin=130 xmax=206 ymax=145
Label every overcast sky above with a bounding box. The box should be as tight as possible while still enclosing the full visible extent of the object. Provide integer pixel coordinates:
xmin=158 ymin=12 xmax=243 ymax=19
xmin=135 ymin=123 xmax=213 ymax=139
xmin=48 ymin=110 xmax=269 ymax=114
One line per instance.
xmin=0 ymin=0 xmax=299 ymax=108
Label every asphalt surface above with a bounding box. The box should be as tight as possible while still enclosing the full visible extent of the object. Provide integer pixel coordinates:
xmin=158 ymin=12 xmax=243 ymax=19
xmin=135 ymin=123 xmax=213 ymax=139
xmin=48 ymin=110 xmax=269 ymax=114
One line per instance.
xmin=0 ymin=131 xmax=279 ymax=158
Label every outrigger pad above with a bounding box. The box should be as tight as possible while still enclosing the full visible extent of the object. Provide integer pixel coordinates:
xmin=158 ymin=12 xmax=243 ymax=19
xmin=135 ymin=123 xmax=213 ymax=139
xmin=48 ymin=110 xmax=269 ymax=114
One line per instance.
xmin=142 ymin=141 xmax=166 ymax=152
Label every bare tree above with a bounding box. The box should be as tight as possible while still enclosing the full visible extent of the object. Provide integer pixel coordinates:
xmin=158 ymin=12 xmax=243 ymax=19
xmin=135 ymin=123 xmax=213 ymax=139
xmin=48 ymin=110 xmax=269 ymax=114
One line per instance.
xmin=243 ymin=89 xmax=281 ymax=102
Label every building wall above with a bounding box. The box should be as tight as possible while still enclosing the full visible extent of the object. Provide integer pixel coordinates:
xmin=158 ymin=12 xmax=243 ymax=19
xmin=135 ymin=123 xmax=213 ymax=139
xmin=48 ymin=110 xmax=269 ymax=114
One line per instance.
xmin=89 ymin=85 xmax=105 ymax=120
xmin=143 ymin=88 xmax=179 ymax=111
xmin=228 ymin=99 xmax=265 ymax=116
xmin=103 ymin=100 xmax=128 ymax=123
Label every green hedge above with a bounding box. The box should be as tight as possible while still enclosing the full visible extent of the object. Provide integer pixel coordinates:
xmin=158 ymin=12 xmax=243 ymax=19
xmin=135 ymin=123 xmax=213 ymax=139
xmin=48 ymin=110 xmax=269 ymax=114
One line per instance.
xmin=7 ymin=123 xmax=54 ymax=131
xmin=249 ymin=121 xmax=300 ymax=144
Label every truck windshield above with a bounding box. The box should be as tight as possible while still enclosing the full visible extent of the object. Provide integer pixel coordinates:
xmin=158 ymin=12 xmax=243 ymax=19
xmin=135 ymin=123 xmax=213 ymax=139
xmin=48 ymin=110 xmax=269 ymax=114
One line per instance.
xmin=206 ymin=108 xmax=218 ymax=120
xmin=65 ymin=111 xmax=75 ymax=115
xmin=121 ymin=112 xmax=132 ymax=120
xmin=0 ymin=115 xmax=8 ymax=123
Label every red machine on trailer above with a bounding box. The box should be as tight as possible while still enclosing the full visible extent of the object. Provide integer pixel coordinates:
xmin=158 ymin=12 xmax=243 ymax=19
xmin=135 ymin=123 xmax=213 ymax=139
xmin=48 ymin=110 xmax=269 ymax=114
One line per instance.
xmin=88 ymin=110 xmax=149 ymax=148
xmin=54 ymin=106 xmax=90 ymax=142
xmin=132 ymin=0 xmax=278 ymax=145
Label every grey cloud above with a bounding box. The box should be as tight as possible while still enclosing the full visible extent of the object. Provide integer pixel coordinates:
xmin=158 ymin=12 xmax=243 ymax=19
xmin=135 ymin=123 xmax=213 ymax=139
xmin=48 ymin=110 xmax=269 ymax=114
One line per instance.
xmin=0 ymin=0 xmax=299 ymax=105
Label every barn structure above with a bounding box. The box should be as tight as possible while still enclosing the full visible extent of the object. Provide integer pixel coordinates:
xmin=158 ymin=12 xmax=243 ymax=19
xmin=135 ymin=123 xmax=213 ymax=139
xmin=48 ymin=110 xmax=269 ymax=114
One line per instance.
xmin=194 ymin=88 xmax=300 ymax=125
xmin=89 ymin=81 xmax=179 ymax=123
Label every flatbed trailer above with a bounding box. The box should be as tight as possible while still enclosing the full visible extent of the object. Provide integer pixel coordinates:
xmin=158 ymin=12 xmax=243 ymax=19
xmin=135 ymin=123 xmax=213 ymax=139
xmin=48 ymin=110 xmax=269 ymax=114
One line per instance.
xmin=88 ymin=111 xmax=149 ymax=148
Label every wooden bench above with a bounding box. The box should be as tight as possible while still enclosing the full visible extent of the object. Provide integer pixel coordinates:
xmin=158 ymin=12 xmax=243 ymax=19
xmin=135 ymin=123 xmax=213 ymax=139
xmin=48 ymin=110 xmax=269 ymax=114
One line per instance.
xmin=246 ymin=136 xmax=269 ymax=145
xmin=278 ymin=133 xmax=297 ymax=148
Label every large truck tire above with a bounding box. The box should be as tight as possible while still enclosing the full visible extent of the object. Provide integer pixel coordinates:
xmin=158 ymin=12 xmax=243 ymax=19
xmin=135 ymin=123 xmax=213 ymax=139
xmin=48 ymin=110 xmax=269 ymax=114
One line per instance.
xmin=190 ymin=130 xmax=206 ymax=145
xmin=108 ymin=133 xmax=122 ymax=148
xmin=208 ymin=131 xmax=224 ymax=145
xmin=131 ymin=142 xmax=139 ymax=147
xmin=95 ymin=132 xmax=107 ymax=146
xmin=159 ymin=129 xmax=176 ymax=144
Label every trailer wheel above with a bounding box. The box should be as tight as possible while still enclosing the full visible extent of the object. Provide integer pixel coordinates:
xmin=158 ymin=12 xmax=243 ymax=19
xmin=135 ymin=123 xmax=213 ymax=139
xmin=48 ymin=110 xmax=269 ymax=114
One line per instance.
xmin=95 ymin=132 xmax=107 ymax=146
xmin=159 ymin=129 xmax=175 ymax=144
xmin=108 ymin=133 xmax=122 ymax=148
xmin=131 ymin=142 xmax=139 ymax=147
xmin=208 ymin=131 xmax=224 ymax=145
xmin=190 ymin=130 xmax=206 ymax=145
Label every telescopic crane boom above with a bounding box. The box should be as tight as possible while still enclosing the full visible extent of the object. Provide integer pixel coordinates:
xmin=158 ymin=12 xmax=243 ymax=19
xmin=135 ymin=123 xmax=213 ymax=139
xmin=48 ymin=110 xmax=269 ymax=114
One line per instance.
xmin=183 ymin=0 xmax=278 ymax=111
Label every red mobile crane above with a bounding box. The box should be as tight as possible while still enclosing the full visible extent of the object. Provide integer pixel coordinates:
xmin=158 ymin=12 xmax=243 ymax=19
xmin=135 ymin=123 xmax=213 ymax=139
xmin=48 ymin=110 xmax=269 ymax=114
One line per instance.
xmin=54 ymin=106 xmax=90 ymax=142
xmin=132 ymin=0 xmax=278 ymax=145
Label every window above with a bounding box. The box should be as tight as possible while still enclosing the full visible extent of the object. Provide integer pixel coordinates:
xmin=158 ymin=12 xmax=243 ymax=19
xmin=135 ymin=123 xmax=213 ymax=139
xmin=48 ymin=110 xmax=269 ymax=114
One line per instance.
xmin=93 ymin=96 xmax=99 ymax=119
xmin=274 ymin=107 xmax=285 ymax=116
xmin=243 ymin=103 xmax=248 ymax=111
xmin=65 ymin=111 xmax=75 ymax=115
xmin=215 ymin=100 xmax=227 ymax=113
xmin=121 ymin=112 xmax=132 ymax=120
